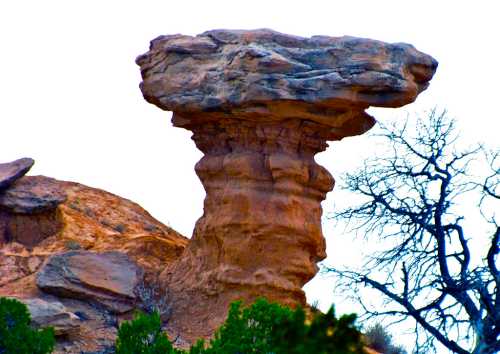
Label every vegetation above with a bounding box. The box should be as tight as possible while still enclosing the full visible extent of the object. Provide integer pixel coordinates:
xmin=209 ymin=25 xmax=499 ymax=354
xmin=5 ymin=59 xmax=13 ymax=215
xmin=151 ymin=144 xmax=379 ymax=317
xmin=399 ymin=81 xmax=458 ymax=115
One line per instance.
xmin=115 ymin=310 xmax=177 ymax=354
xmin=0 ymin=297 xmax=55 ymax=354
xmin=327 ymin=110 xmax=499 ymax=353
xmin=364 ymin=323 xmax=407 ymax=354
xmin=115 ymin=298 xmax=366 ymax=354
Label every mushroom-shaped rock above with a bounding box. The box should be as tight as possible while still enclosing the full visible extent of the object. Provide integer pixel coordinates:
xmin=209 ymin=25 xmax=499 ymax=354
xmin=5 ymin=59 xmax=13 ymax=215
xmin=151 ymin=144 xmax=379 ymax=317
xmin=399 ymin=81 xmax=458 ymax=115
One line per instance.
xmin=137 ymin=28 xmax=437 ymax=341
xmin=0 ymin=176 xmax=67 ymax=247
xmin=0 ymin=158 xmax=34 ymax=191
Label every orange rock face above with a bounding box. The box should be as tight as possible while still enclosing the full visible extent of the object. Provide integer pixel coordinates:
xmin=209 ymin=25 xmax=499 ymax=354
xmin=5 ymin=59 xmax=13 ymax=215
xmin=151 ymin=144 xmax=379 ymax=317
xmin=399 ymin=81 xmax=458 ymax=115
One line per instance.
xmin=137 ymin=29 xmax=438 ymax=341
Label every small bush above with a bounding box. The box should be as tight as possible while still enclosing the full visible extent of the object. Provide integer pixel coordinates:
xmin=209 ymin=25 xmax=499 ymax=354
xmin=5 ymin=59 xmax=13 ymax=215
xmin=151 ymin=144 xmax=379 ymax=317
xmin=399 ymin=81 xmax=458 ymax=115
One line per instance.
xmin=115 ymin=310 xmax=178 ymax=354
xmin=365 ymin=323 xmax=407 ymax=354
xmin=134 ymin=279 xmax=172 ymax=320
xmin=116 ymin=298 xmax=365 ymax=354
xmin=0 ymin=297 xmax=55 ymax=354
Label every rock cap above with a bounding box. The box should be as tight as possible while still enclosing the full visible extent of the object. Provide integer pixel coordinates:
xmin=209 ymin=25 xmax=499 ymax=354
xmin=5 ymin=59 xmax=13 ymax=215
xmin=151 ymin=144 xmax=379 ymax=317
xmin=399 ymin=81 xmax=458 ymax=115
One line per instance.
xmin=137 ymin=29 xmax=437 ymax=138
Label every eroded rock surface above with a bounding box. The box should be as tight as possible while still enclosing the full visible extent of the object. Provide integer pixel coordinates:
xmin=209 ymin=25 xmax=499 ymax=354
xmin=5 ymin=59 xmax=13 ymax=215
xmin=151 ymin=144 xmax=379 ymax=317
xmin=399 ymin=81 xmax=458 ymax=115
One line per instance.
xmin=137 ymin=28 xmax=437 ymax=341
xmin=0 ymin=158 xmax=34 ymax=190
xmin=37 ymin=251 xmax=143 ymax=313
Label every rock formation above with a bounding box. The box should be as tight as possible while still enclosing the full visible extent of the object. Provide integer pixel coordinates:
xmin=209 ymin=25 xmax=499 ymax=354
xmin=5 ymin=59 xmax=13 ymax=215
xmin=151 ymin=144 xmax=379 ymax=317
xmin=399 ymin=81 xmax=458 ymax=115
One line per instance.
xmin=136 ymin=28 xmax=437 ymax=340
xmin=0 ymin=164 xmax=188 ymax=353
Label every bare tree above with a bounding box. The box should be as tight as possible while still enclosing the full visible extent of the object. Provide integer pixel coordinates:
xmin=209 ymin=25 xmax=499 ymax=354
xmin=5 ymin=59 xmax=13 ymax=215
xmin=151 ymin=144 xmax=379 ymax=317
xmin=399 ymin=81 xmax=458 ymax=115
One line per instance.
xmin=327 ymin=109 xmax=499 ymax=354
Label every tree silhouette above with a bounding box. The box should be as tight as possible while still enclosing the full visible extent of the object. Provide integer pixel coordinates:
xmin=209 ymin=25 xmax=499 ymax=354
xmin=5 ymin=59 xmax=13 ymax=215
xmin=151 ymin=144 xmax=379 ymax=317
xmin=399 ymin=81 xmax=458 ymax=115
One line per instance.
xmin=327 ymin=109 xmax=499 ymax=354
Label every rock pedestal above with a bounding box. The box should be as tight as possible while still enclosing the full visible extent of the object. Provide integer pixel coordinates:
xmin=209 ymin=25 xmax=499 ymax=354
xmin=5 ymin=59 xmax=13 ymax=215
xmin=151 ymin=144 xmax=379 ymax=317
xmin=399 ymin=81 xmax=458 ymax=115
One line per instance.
xmin=136 ymin=29 xmax=438 ymax=339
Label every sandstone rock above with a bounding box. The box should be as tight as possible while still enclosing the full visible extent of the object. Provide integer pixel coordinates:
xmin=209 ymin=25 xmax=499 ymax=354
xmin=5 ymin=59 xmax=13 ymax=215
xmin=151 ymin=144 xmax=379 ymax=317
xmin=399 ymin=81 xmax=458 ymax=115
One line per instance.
xmin=0 ymin=178 xmax=187 ymax=295
xmin=0 ymin=175 xmax=67 ymax=214
xmin=137 ymin=28 xmax=437 ymax=140
xmin=0 ymin=158 xmax=34 ymax=191
xmin=36 ymin=251 xmax=144 ymax=313
xmin=22 ymin=298 xmax=81 ymax=336
xmin=137 ymin=29 xmax=437 ymax=342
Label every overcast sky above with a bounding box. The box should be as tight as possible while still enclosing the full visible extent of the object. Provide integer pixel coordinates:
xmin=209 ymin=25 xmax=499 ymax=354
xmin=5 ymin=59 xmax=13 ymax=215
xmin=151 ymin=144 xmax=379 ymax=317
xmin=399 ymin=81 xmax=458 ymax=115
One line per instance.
xmin=1 ymin=1 xmax=499 ymax=350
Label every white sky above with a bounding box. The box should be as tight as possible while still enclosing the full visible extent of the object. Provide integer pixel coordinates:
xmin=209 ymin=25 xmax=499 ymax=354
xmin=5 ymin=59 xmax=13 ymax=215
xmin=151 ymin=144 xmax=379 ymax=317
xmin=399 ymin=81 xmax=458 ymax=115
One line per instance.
xmin=1 ymin=1 xmax=499 ymax=351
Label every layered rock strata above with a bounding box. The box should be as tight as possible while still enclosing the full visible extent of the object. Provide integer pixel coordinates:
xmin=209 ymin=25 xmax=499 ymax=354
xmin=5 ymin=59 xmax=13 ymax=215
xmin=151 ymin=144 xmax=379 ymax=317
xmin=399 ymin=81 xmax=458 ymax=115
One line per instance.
xmin=138 ymin=28 xmax=438 ymax=340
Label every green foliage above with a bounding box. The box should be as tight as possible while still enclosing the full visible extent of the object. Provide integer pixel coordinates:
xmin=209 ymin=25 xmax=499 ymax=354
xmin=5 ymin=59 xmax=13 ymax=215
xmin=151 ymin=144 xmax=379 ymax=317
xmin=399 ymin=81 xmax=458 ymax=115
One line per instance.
xmin=115 ymin=310 xmax=179 ymax=354
xmin=0 ymin=297 xmax=55 ymax=354
xmin=116 ymin=298 xmax=365 ymax=354
xmin=201 ymin=298 xmax=365 ymax=354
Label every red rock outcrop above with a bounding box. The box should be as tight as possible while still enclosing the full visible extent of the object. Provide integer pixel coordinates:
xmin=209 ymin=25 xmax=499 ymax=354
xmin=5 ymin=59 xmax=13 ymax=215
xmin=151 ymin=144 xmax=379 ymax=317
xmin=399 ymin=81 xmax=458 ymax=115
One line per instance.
xmin=136 ymin=28 xmax=437 ymax=341
xmin=0 ymin=177 xmax=188 ymax=295
xmin=0 ymin=174 xmax=188 ymax=353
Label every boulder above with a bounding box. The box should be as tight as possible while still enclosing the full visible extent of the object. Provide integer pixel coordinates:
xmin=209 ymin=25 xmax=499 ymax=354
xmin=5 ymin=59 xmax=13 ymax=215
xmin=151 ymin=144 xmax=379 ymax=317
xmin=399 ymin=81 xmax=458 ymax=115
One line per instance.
xmin=36 ymin=251 xmax=144 ymax=313
xmin=22 ymin=298 xmax=81 ymax=336
xmin=0 ymin=158 xmax=34 ymax=191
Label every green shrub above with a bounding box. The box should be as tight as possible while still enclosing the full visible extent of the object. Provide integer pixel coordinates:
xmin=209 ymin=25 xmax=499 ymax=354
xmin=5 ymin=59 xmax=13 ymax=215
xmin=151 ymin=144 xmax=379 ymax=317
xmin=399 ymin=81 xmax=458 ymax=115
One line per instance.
xmin=198 ymin=298 xmax=365 ymax=354
xmin=0 ymin=297 xmax=55 ymax=354
xmin=115 ymin=310 xmax=178 ymax=354
xmin=116 ymin=298 xmax=365 ymax=354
